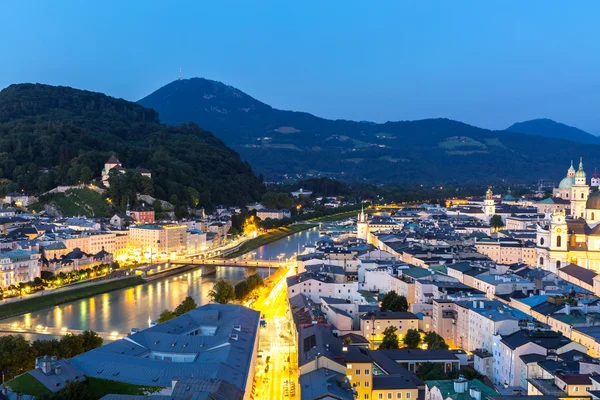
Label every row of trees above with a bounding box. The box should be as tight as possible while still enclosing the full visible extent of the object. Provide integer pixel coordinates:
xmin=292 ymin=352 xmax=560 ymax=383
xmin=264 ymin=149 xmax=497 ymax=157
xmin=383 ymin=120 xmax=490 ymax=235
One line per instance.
xmin=0 ymin=331 xmax=103 ymax=380
xmin=379 ymin=328 xmax=449 ymax=351
xmin=234 ymin=273 xmax=264 ymax=301
xmin=157 ymin=296 xmax=198 ymax=323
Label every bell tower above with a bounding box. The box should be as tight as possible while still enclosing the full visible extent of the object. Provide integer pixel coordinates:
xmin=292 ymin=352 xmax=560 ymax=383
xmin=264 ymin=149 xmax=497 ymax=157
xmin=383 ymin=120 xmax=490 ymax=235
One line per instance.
xmin=357 ymin=206 xmax=369 ymax=242
xmin=571 ymin=157 xmax=588 ymax=219
xmin=484 ymin=187 xmax=495 ymax=221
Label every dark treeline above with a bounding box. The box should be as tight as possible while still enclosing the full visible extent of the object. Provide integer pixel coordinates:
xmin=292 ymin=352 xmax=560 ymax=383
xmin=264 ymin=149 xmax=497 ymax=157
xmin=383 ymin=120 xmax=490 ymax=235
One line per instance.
xmin=0 ymin=83 xmax=264 ymax=210
xmin=0 ymin=331 xmax=103 ymax=380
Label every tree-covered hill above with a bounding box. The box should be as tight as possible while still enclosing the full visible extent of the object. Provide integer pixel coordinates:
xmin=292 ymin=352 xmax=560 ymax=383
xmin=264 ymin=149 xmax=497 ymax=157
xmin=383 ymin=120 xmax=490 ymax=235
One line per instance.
xmin=506 ymin=118 xmax=600 ymax=144
xmin=0 ymin=83 xmax=264 ymax=210
xmin=139 ymin=78 xmax=600 ymax=184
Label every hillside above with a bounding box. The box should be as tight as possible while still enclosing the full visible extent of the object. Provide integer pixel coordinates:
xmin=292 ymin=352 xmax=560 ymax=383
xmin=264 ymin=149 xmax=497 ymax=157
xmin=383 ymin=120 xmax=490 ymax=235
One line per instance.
xmin=506 ymin=118 xmax=600 ymax=144
xmin=0 ymin=83 xmax=264 ymax=210
xmin=139 ymin=78 xmax=600 ymax=184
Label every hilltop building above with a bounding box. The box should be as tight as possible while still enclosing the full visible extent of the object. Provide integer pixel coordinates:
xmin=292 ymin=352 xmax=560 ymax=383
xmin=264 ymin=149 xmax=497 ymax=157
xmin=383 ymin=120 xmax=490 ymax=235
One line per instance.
xmin=101 ymin=155 xmax=151 ymax=188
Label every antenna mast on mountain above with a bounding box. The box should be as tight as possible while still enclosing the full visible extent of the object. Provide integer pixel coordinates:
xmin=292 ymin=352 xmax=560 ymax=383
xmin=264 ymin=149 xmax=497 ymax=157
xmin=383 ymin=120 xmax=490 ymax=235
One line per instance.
xmin=179 ymin=68 xmax=182 ymax=80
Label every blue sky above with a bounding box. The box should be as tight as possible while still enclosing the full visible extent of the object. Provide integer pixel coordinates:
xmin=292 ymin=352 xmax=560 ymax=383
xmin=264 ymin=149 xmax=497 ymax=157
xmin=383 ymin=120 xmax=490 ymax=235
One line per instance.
xmin=1 ymin=1 xmax=599 ymax=133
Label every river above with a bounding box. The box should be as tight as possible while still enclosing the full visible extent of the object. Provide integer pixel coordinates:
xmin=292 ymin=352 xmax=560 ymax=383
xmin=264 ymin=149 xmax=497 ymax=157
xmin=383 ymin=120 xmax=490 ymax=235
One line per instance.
xmin=3 ymin=226 xmax=321 ymax=338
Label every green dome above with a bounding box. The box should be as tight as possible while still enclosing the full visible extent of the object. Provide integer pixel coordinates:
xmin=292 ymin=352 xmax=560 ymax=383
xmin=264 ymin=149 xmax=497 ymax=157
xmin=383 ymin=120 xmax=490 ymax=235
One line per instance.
xmin=559 ymin=176 xmax=575 ymax=189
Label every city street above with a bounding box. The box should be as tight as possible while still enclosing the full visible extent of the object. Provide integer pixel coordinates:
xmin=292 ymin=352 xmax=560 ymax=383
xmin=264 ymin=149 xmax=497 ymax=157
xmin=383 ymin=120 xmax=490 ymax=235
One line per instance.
xmin=250 ymin=266 xmax=297 ymax=400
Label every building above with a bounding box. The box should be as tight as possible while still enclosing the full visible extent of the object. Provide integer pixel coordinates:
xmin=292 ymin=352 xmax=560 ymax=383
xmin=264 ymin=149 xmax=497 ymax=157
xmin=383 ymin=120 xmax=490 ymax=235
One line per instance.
xmin=101 ymin=155 xmax=151 ymax=188
xmin=357 ymin=207 xmax=369 ymax=242
xmin=256 ymin=209 xmax=291 ymax=220
xmin=129 ymin=224 xmax=187 ymax=255
xmin=484 ymin=187 xmax=496 ymax=222
xmin=70 ymin=304 xmax=260 ymax=400
xmin=3 ymin=192 xmax=37 ymax=207
xmin=425 ymin=377 xmax=497 ymax=400
xmin=127 ymin=203 xmax=155 ymax=224
xmin=475 ymin=238 xmax=537 ymax=266
xmin=359 ymin=311 xmax=419 ymax=347
xmin=0 ymin=249 xmax=39 ymax=288
xmin=343 ymin=347 xmax=422 ymax=400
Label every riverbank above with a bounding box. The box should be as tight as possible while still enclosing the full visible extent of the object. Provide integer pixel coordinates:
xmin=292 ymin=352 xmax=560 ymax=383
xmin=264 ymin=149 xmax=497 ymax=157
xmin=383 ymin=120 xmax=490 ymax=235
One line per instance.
xmin=308 ymin=208 xmax=363 ymax=223
xmin=0 ymin=276 xmax=145 ymax=319
xmin=225 ymin=223 xmax=317 ymax=259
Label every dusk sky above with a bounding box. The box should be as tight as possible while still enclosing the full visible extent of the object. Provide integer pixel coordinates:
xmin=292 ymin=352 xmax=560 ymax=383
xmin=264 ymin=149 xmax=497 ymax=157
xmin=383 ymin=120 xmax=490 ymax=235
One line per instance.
xmin=2 ymin=1 xmax=599 ymax=133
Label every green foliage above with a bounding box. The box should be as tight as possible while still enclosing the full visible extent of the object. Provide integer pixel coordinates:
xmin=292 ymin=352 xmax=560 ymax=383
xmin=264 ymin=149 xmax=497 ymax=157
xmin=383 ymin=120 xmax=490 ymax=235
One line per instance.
xmin=86 ymin=377 xmax=161 ymax=399
xmin=6 ymin=373 xmax=52 ymax=397
xmin=261 ymin=191 xmax=295 ymax=210
xmin=378 ymin=326 xmax=399 ymax=350
xmin=107 ymin=171 xmax=153 ymax=210
xmin=208 ymin=278 xmax=235 ymax=304
xmin=235 ymin=273 xmax=264 ymax=300
xmin=415 ymin=362 xmax=447 ymax=380
xmin=0 ymin=331 xmax=103 ymax=381
xmin=38 ymin=188 xmax=108 ymax=217
xmin=157 ymin=309 xmax=176 ymax=323
xmin=490 ymin=214 xmax=504 ymax=229
xmin=403 ymin=329 xmax=421 ymax=349
xmin=39 ymin=381 xmax=93 ymax=400
xmin=0 ymin=83 xmax=264 ymax=209
xmin=157 ymin=296 xmax=198 ymax=323
xmin=424 ymin=331 xmax=449 ymax=350
xmin=380 ymin=291 xmax=408 ymax=312
xmin=174 ymin=296 xmax=198 ymax=315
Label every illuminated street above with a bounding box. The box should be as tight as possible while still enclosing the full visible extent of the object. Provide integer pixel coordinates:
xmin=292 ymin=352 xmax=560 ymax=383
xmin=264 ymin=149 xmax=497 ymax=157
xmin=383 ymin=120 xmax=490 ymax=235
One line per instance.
xmin=251 ymin=265 xmax=297 ymax=400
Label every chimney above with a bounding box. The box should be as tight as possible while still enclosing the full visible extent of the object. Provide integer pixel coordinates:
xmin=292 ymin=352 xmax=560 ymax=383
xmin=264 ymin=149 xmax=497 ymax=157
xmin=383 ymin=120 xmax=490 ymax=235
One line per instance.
xmin=54 ymin=364 xmax=62 ymax=375
xmin=565 ymin=303 xmax=571 ymax=315
xmin=469 ymin=387 xmax=482 ymax=400
xmin=479 ymin=301 xmax=484 ymax=309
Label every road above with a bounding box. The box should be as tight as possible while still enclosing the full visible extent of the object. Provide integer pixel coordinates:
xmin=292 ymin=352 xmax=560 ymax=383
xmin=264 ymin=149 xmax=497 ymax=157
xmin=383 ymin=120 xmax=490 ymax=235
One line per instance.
xmin=250 ymin=265 xmax=297 ymax=400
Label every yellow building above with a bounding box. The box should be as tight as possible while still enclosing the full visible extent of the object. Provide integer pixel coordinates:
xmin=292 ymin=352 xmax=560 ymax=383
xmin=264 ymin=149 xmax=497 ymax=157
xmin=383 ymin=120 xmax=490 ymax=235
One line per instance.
xmin=344 ymin=348 xmax=420 ymax=400
xmin=359 ymin=311 xmax=419 ymax=348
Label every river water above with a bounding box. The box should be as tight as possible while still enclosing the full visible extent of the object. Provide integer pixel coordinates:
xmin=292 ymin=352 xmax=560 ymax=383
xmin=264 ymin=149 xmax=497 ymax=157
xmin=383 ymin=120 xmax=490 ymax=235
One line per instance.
xmin=3 ymin=226 xmax=321 ymax=338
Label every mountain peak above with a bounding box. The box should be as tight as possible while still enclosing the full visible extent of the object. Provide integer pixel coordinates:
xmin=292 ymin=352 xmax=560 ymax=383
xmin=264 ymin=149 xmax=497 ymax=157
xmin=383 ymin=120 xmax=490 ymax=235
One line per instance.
xmin=506 ymin=118 xmax=599 ymax=144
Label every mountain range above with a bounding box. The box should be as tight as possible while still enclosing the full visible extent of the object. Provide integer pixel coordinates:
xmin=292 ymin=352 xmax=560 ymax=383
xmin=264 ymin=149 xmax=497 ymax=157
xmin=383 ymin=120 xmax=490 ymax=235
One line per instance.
xmin=138 ymin=78 xmax=600 ymax=184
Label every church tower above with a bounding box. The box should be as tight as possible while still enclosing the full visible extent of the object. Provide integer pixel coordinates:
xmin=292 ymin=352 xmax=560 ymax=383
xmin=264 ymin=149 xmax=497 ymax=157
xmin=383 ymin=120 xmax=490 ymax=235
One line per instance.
xmin=484 ymin=187 xmax=495 ymax=221
xmin=357 ymin=206 xmax=369 ymax=242
xmin=548 ymin=211 xmax=568 ymax=273
xmin=570 ymin=157 xmax=588 ymax=219
xmin=591 ymin=168 xmax=599 ymax=189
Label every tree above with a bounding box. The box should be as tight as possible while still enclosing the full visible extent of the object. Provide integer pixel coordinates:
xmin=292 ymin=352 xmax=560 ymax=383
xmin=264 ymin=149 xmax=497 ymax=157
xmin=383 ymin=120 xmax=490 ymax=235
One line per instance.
xmin=57 ymin=334 xmax=84 ymax=358
xmin=415 ymin=362 xmax=446 ymax=380
xmin=403 ymin=329 xmax=421 ymax=349
xmin=490 ymin=214 xmax=504 ymax=230
xmin=157 ymin=309 xmax=176 ymax=323
xmin=378 ymin=326 xmax=399 ymax=350
xmin=174 ymin=296 xmax=197 ymax=315
xmin=208 ymin=278 xmax=235 ymax=304
xmin=235 ymin=280 xmax=249 ymax=300
xmin=380 ymin=291 xmax=398 ymax=312
xmin=80 ymin=330 xmax=103 ymax=352
xmin=389 ymin=295 xmax=409 ymax=312
xmin=380 ymin=291 xmax=408 ymax=312
xmin=153 ymin=199 xmax=163 ymax=213
xmin=423 ymin=331 xmax=449 ymax=350
xmin=0 ymin=335 xmax=36 ymax=379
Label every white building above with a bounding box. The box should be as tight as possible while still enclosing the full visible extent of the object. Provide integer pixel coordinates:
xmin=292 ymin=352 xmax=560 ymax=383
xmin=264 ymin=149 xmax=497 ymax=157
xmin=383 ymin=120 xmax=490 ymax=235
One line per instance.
xmin=0 ymin=249 xmax=39 ymax=288
xmin=256 ymin=209 xmax=291 ymax=220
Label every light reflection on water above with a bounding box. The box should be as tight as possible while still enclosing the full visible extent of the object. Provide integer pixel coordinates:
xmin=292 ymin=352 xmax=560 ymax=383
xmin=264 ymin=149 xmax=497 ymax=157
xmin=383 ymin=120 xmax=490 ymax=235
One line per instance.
xmin=1 ymin=227 xmax=320 ymax=337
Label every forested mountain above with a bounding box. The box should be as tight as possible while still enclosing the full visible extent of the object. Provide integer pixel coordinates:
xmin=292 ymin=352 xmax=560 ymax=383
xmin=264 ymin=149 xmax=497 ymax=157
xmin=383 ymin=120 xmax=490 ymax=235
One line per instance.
xmin=139 ymin=78 xmax=600 ymax=184
xmin=0 ymin=83 xmax=264 ymax=209
xmin=506 ymin=118 xmax=600 ymax=144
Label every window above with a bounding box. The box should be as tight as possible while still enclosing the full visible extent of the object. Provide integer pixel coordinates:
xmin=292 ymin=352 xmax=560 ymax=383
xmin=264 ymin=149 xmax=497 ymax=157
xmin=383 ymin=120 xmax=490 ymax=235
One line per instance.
xmin=539 ymin=257 xmax=544 ymax=265
xmin=406 ymin=393 xmax=411 ymax=399
xmin=557 ymin=235 xmax=562 ymax=247
xmin=574 ymin=387 xmax=579 ymax=392
xmin=397 ymin=394 xmax=402 ymax=399
xmin=365 ymin=382 xmax=370 ymax=387
xmin=593 ymin=212 xmax=596 ymax=220
xmin=364 ymin=395 xmax=369 ymax=399
xmin=356 ymin=369 xmax=360 ymax=375
xmin=540 ymin=237 xmax=545 ymax=245
xmin=388 ymin=394 xmax=392 ymax=399
xmin=556 ymin=260 xmax=560 ymax=269
xmin=379 ymin=394 xmax=383 ymax=400
xmin=365 ymin=369 xmax=370 ymax=375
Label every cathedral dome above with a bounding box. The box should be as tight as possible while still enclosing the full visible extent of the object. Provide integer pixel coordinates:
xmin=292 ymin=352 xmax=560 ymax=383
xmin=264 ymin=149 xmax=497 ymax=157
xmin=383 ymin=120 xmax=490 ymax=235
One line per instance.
xmin=558 ymin=176 xmax=575 ymax=189
xmin=586 ymin=191 xmax=600 ymax=209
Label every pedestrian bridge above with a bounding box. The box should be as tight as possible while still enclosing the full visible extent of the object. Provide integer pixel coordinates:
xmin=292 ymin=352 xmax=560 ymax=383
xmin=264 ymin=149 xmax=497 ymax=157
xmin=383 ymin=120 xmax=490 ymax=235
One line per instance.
xmin=168 ymin=258 xmax=292 ymax=268
xmin=0 ymin=323 xmax=125 ymax=340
